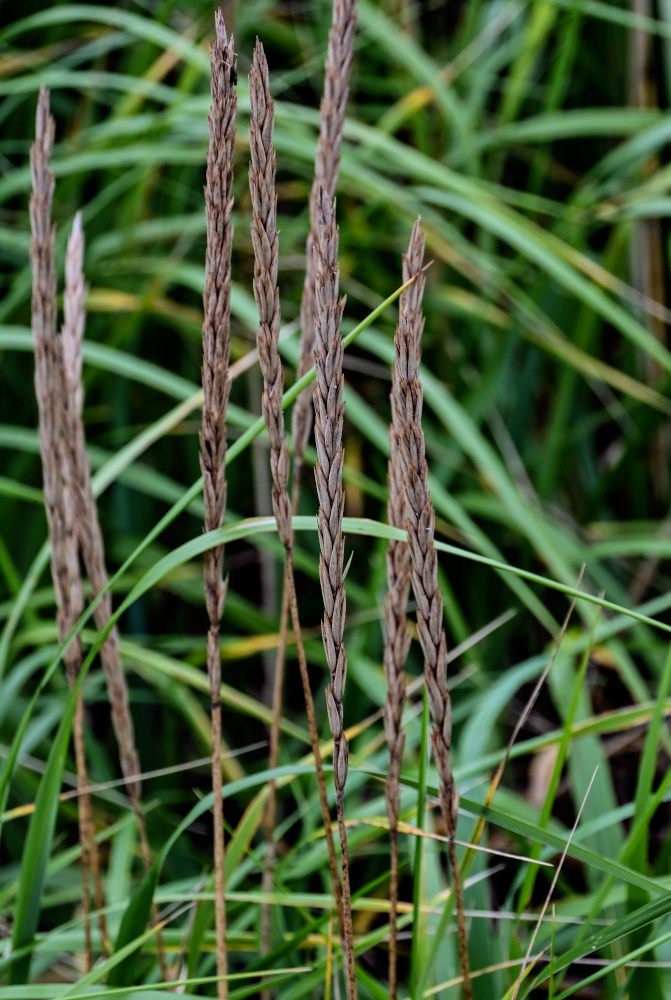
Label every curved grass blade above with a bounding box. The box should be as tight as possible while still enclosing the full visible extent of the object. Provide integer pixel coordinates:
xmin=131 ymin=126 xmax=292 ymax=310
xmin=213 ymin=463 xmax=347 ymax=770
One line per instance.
xmin=8 ymin=659 xmax=88 ymax=982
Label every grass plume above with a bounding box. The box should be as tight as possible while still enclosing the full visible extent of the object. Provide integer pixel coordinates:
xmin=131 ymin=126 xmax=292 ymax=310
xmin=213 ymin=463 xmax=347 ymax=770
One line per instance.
xmin=57 ymin=205 xmax=160 ymax=974
xmin=199 ymin=10 xmax=237 ymax=997
xmin=312 ymin=187 xmax=357 ymax=1000
xmin=248 ymin=38 xmax=348 ymax=975
xmin=30 ymin=90 xmax=115 ymax=966
xmin=381 ymin=228 xmax=418 ymax=1000
xmin=59 ymin=212 xmax=109 ymax=961
xmin=392 ymin=219 xmax=472 ymax=999
xmin=291 ymin=0 xmax=358 ymax=497
xmin=29 ymin=89 xmax=97 ymax=968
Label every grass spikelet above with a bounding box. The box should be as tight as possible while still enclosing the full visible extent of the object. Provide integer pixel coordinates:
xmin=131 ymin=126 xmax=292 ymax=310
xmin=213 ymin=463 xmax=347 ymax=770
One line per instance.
xmin=291 ymin=0 xmax=358 ymax=496
xmin=58 ymin=210 xmax=158 ymax=961
xmin=29 ymin=88 xmax=97 ymax=968
xmin=60 ymin=211 xmax=108 ymax=960
xmin=248 ymin=38 xmax=348 ymax=976
xmin=31 ymin=90 xmax=114 ymax=965
xmin=382 ymin=229 xmax=417 ymax=999
xmin=249 ymin=40 xmax=292 ymax=552
xmin=200 ymin=9 xmax=237 ymax=997
xmin=56 ymin=204 xmax=155 ymax=905
xmin=312 ymin=187 xmax=357 ymax=1000
xmin=392 ymin=219 xmax=472 ymax=999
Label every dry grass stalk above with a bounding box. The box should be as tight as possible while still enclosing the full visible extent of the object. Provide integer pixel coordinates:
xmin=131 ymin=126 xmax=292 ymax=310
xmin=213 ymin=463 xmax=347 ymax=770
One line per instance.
xmin=60 ymin=212 xmax=109 ymax=959
xmin=248 ymin=39 xmax=348 ymax=976
xmin=30 ymin=90 xmax=108 ymax=965
xmin=312 ymin=188 xmax=357 ymax=999
xmin=44 ymin=123 xmax=165 ymax=977
xmin=248 ymin=36 xmax=290 ymax=970
xmin=382 ymin=236 xmax=418 ymax=1000
xmin=248 ymin=41 xmax=292 ymax=552
xmin=59 ymin=221 xmax=157 ymax=898
xmin=61 ymin=219 xmax=166 ymax=973
xmin=200 ymin=11 xmax=237 ymax=997
xmin=59 ymin=220 xmax=149 ymax=855
xmin=30 ymin=89 xmax=94 ymax=968
xmin=256 ymin=3 xmax=357 ymax=970
xmin=291 ymin=0 xmax=358 ymax=498
xmin=392 ymin=219 xmax=472 ymax=1000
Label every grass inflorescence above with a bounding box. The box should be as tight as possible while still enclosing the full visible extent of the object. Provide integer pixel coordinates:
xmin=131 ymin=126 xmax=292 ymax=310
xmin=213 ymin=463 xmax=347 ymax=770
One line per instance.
xmin=2 ymin=2 xmax=671 ymax=999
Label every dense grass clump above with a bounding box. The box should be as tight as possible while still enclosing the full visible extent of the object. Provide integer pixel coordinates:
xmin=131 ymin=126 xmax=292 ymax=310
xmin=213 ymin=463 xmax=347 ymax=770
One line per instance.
xmin=2 ymin=2 xmax=671 ymax=998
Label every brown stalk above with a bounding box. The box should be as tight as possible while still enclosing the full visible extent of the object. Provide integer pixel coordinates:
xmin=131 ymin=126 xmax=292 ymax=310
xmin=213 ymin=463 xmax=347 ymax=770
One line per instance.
xmin=381 ymin=235 xmax=418 ymax=1000
xmin=279 ymin=14 xmax=358 ymax=952
xmin=256 ymin=3 xmax=357 ymax=973
xmin=30 ymin=89 xmax=113 ymax=964
xmin=248 ymin=39 xmax=347 ymax=984
xmin=55 ymin=197 xmax=165 ymax=979
xmin=200 ymin=10 xmax=237 ymax=998
xmin=291 ymin=0 xmax=358 ymax=502
xmin=312 ymin=188 xmax=357 ymax=1000
xmin=392 ymin=219 xmax=472 ymax=999
xmin=58 ymin=210 xmax=149 ymax=855
xmin=59 ymin=212 xmax=109 ymax=959
xmin=30 ymin=90 xmax=96 ymax=968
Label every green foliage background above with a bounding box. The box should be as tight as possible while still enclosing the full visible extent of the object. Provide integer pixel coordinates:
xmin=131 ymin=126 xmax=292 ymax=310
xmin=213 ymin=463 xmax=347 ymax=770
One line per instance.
xmin=2 ymin=0 xmax=671 ymax=997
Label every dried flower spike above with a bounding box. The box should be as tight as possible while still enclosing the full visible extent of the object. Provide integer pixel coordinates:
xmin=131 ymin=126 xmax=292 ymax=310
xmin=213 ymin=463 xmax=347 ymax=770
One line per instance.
xmin=291 ymin=0 xmax=358 ymax=492
xmin=312 ymin=187 xmax=357 ymax=998
xmin=392 ymin=218 xmax=472 ymax=999
xmin=249 ymin=41 xmax=349 ymax=983
xmin=382 ymin=226 xmax=421 ymax=1000
xmin=199 ymin=10 xmax=237 ymax=998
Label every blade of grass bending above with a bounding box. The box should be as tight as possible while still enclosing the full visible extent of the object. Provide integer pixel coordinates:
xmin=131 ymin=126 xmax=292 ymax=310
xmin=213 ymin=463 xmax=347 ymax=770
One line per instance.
xmin=526 ymin=884 xmax=671 ymax=995
xmin=105 ymin=513 xmax=671 ymax=644
xmin=350 ymin=763 xmax=665 ymax=899
xmin=21 ymin=514 xmax=663 ymax=753
xmin=457 ymin=793 xmax=663 ymax=897
xmin=0 ymin=5 xmax=210 ymax=71
xmin=418 ymin=569 xmax=583 ymax=998
xmin=511 ymin=768 xmax=598 ymax=1000
xmin=0 ymin=328 xmax=197 ymax=401
xmin=551 ymin=925 xmax=671 ymax=1000
xmin=63 ymin=920 xmax=166 ymax=996
xmin=516 ymin=601 xmax=602 ymax=915
xmin=630 ymin=643 xmax=671 ymax=876
xmin=8 ymin=643 xmax=91 ymax=982
xmin=0 ymin=540 xmax=48 ymax=684
xmin=99 ymin=765 xmax=314 ymax=989
xmin=0 ymin=479 xmax=200 ymax=852
xmin=567 ymin=645 xmax=671 ymax=980
xmin=4 ymin=510 xmax=660 ymax=792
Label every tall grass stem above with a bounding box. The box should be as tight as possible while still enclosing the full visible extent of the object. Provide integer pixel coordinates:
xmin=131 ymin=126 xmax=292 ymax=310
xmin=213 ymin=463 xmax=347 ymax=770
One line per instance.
xmin=312 ymin=188 xmax=357 ymax=999
xmin=200 ymin=10 xmax=237 ymax=996
xmin=392 ymin=219 xmax=472 ymax=999
xmin=291 ymin=0 xmax=358 ymax=500
xmin=248 ymin=39 xmax=348 ymax=977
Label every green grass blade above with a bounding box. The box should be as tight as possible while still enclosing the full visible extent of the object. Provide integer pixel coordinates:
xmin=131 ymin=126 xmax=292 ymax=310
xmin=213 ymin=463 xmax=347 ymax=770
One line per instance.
xmin=8 ymin=667 xmax=86 ymax=982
